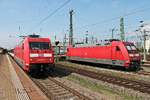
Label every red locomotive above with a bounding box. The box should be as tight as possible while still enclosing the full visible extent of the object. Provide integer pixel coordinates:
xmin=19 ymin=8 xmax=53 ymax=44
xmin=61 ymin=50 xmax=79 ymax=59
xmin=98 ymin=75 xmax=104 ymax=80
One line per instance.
xmin=67 ymin=40 xmax=141 ymax=70
xmin=13 ymin=35 xmax=54 ymax=73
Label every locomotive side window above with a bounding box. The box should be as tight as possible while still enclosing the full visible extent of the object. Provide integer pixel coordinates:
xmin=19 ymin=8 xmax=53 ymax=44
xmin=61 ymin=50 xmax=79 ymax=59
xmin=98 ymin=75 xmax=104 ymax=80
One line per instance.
xmin=22 ymin=44 xmax=24 ymax=49
xmin=67 ymin=48 xmax=69 ymax=52
xmin=116 ymin=46 xmax=120 ymax=51
xmin=30 ymin=42 xmax=50 ymax=50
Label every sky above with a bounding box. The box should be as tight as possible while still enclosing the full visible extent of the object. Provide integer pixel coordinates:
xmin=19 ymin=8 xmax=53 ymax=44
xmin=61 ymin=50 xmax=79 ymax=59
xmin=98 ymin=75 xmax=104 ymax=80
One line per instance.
xmin=0 ymin=0 xmax=150 ymax=49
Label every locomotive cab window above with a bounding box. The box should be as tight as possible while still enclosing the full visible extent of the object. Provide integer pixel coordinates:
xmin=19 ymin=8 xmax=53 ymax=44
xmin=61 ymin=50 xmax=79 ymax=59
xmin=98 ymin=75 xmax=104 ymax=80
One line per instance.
xmin=116 ymin=46 xmax=120 ymax=51
xmin=29 ymin=42 xmax=50 ymax=50
xmin=22 ymin=44 xmax=24 ymax=49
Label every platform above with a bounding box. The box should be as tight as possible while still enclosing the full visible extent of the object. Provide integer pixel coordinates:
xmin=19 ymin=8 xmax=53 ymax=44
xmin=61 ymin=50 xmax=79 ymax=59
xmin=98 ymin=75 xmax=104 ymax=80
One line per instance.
xmin=0 ymin=54 xmax=48 ymax=100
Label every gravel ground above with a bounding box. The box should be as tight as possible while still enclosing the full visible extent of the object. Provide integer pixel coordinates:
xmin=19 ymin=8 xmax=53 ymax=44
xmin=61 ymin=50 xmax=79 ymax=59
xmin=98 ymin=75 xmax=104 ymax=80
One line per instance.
xmin=55 ymin=61 xmax=150 ymax=100
xmin=142 ymin=66 xmax=150 ymax=72
xmin=66 ymin=73 xmax=150 ymax=100
xmin=51 ymin=66 xmax=124 ymax=100
xmin=54 ymin=74 xmax=122 ymax=100
xmin=52 ymin=66 xmax=150 ymax=100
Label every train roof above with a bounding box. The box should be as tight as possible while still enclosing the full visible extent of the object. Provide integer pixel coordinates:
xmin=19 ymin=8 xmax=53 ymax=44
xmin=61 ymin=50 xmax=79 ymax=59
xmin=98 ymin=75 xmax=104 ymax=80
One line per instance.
xmin=72 ymin=40 xmax=135 ymax=48
xmin=26 ymin=37 xmax=51 ymax=42
xmin=26 ymin=34 xmax=50 ymax=42
xmin=123 ymin=41 xmax=134 ymax=45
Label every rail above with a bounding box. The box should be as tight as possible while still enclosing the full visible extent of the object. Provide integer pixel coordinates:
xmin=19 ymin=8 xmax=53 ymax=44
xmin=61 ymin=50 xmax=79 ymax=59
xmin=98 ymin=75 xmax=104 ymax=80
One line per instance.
xmin=31 ymin=77 xmax=91 ymax=100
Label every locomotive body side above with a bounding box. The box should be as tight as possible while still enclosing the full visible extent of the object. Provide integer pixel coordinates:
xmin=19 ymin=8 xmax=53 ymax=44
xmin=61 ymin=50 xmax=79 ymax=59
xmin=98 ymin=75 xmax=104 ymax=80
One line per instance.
xmin=67 ymin=46 xmax=112 ymax=64
xmin=23 ymin=38 xmax=30 ymax=71
xmin=67 ymin=41 xmax=141 ymax=70
xmin=14 ymin=44 xmax=24 ymax=68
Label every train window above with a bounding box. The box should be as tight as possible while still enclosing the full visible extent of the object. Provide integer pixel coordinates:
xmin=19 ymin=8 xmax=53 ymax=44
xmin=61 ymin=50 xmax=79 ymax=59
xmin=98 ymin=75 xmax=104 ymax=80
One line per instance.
xmin=126 ymin=46 xmax=131 ymax=50
xmin=116 ymin=46 xmax=120 ymax=51
xmin=125 ymin=44 xmax=138 ymax=53
xmin=30 ymin=42 xmax=39 ymax=49
xmin=40 ymin=42 xmax=50 ymax=49
xmin=30 ymin=42 xmax=50 ymax=50
xmin=130 ymin=46 xmax=136 ymax=50
xmin=126 ymin=45 xmax=136 ymax=51
xmin=22 ymin=44 xmax=24 ymax=49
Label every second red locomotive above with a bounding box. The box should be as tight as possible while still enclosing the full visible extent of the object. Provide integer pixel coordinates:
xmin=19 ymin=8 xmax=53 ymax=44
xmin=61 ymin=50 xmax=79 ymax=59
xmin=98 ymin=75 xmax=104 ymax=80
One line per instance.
xmin=13 ymin=35 xmax=54 ymax=73
xmin=67 ymin=40 xmax=141 ymax=70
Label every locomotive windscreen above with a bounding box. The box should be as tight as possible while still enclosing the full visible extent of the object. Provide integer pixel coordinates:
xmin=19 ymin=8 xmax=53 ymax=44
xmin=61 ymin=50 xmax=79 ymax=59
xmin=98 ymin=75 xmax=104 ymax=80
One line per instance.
xmin=29 ymin=42 xmax=50 ymax=50
xmin=126 ymin=45 xmax=136 ymax=50
xmin=125 ymin=43 xmax=137 ymax=53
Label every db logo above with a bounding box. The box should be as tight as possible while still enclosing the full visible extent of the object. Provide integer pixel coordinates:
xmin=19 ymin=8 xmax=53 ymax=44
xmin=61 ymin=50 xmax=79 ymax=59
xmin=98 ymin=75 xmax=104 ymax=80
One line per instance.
xmin=39 ymin=54 xmax=44 ymax=57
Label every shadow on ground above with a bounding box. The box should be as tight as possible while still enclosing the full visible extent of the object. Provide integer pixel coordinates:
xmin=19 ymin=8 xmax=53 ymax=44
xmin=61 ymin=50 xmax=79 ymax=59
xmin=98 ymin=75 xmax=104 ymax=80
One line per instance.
xmin=29 ymin=66 xmax=72 ymax=79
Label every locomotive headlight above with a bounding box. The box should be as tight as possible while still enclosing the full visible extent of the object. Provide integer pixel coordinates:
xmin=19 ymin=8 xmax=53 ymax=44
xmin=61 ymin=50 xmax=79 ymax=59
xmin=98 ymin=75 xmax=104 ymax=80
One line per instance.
xmin=135 ymin=54 xmax=139 ymax=56
xmin=125 ymin=60 xmax=130 ymax=64
xmin=129 ymin=54 xmax=134 ymax=57
xmin=44 ymin=53 xmax=52 ymax=57
xmin=30 ymin=53 xmax=38 ymax=57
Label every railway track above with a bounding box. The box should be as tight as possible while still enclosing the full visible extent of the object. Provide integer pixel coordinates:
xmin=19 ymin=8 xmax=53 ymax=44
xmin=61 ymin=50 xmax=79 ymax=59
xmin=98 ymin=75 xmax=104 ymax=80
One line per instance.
xmin=136 ymin=70 xmax=150 ymax=76
xmin=31 ymin=76 xmax=91 ymax=100
xmin=8 ymin=54 xmax=91 ymax=100
xmin=56 ymin=64 xmax=150 ymax=94
xmin=9 ymin=53 xmax=150 ymax=98
xmin=142 ymin=64 xmax=150 ymax=68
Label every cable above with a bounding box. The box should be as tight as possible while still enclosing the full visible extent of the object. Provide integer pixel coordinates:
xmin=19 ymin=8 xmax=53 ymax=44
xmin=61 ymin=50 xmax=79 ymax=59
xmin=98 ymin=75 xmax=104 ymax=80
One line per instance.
xmin=77 ymin=7 xmax=150 ymax=29
xmin=27 ymin=0 xmax=71 ymax=33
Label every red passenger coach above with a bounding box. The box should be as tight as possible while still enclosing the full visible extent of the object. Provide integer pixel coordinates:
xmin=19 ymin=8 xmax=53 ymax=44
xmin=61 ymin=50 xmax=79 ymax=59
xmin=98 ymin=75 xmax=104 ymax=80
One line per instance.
xmin=14 ymin=35 xmax=54 ymax=73
xmin=67 ymin=40 xmax=141 ymax=70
